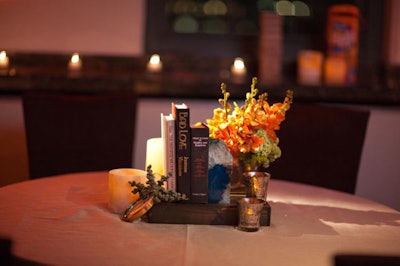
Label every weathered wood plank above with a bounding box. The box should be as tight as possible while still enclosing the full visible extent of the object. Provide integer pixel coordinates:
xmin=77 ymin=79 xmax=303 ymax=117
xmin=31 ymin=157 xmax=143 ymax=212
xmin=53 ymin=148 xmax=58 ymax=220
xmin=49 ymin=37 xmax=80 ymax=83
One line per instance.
xmin=143 ymin=201 xmax=271 ymax=226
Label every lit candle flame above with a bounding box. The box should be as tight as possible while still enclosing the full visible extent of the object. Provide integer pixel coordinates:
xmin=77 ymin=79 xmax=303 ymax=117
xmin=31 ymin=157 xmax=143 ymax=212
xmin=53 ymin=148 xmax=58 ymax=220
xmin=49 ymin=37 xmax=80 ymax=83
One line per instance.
xmin=233 ymin=57 xmax=245 ymax=70
xmin=253 ymin=177 xmax=259 ymax=192
xmin=147 ymin=54 xmax=162 ymax=72
xmin=68 ymin=52 xmax=82 ymax=75
xmin=71 ymin=53 xmax=80 ymax=64
xmin=149 ymin=54 xmax=161 ymax=65
xmin=231 ymin=57 xmax=246 ymax=78
xmin=0 ymin=50 xmax=9 ymax=69
xmin=0 ymin=51 xmax=7 ymax=60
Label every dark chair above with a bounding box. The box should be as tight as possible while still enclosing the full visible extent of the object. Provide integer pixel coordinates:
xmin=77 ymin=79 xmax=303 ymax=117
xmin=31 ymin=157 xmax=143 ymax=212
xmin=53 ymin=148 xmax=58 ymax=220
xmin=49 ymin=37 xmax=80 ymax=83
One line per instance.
xmin=0 ymin=237 xmax=47 ymax=265
xmin=22 ymin=91 xmax=137 ymax=179
xmin=268 ymin=103 xmax=370 ymax=194
xmin=334 ymin=254 xmax=400 ymax=266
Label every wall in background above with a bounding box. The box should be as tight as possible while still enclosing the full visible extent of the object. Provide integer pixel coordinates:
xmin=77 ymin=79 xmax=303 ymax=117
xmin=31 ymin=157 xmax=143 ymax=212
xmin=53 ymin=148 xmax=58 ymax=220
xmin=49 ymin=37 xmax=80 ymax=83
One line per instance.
xmin=0 ymin=0 xmax=145 ymax=56
xmin=357 ymin=108 xmax=400 ymax=210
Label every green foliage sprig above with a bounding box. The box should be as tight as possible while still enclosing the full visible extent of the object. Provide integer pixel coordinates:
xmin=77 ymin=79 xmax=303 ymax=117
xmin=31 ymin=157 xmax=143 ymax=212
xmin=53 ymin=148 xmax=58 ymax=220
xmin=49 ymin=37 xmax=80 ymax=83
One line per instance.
xmin=129 ymin=165 xmax=188 ymax=204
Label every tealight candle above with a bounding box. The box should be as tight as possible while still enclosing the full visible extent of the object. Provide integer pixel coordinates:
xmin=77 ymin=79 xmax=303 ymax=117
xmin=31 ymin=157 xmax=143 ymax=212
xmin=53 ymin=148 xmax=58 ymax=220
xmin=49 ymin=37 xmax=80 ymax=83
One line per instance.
xmin=231 ymin=57 xmax=247 ymax=76
xmin=145 ymin=137 xmax=164 ymax=175
xmin=147 ymin=54 xmax=162 ymax=73
xmin=237 ymin=197 xmax=265 ymax=232
xmin=243 ymin=172 xmax=270 ymax=201
xmin=68 ymin=52 xmax=82 ymax=71
xmin=297 ymin=50 xmax=323 ymax=86
xmin=324 ymin=57 xmax=346 ymax=86
xmin=108 ymin=168 xmax=147 ymax=214
xmin=0 ymin=51 xmax=9 ymax=69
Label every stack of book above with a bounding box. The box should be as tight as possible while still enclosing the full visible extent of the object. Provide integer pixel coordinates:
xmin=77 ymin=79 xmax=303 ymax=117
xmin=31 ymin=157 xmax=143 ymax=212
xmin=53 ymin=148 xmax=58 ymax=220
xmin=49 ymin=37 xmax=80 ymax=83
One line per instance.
xmin=161 ymin=103 xmax=209 ymax=203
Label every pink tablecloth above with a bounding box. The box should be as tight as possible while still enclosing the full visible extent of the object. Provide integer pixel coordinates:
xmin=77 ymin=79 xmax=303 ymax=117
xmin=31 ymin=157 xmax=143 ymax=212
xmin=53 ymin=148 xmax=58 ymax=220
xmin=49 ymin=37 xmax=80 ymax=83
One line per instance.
xmin=0 ymin=171 xmax=399 ymax=266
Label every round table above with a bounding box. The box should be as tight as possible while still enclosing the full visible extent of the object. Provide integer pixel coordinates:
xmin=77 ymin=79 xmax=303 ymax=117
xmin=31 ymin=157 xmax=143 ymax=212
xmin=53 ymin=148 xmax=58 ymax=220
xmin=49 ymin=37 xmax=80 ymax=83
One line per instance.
xmin=0 ymin=171 xmax=399 ymax=266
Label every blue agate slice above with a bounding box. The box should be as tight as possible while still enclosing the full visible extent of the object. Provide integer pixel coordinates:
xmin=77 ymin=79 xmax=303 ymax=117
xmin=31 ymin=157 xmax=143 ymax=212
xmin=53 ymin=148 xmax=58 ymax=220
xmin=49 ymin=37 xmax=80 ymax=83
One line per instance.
xmin=208 ymin=139 xmax=232 ymax=203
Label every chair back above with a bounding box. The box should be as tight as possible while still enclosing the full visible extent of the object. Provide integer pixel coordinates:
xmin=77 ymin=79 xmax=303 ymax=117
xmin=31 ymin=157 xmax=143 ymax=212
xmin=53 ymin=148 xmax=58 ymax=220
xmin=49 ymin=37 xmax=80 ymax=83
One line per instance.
xmin=334 ymin=254 xmax=400 ymax=266
xmin=268 ymin=103 xmax=370 ymax=194
xmin=23 ymin=91 xmax=137 ymax=179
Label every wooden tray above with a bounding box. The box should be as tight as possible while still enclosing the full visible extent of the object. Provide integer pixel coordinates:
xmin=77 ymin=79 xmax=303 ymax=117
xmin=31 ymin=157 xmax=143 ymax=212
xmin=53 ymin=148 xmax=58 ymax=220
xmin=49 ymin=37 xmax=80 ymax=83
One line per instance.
xmin=142 ymin=198 xmax=271 ymax=226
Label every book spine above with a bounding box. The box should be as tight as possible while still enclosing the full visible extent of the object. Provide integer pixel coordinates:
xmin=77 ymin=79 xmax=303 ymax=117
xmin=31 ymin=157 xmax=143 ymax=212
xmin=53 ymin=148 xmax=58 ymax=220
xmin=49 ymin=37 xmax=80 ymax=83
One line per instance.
xmin=161 ymin=113 xmax=176 ymax=190
xmin=190 ymin=124 xmax=209 ymax=203
xmin=166 ymin=115 xmax=176 ymax=190
xmin=161 ymin=113 xmax=167 ymax=177
xmin=172 ymin=105 xmax=191 ymax=198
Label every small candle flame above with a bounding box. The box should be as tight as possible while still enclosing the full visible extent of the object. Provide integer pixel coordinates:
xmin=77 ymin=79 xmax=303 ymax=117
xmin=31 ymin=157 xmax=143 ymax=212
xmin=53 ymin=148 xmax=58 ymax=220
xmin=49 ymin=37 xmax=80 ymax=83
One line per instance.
xmin=231 ymin=57 xmax=246 ymax=79
xmin=0 ymin=51 xmax=7 ymax=60
xmin=71 ymin=53 xmax=80 ymax=63
xmin=0 ymin=50 xmax=10 ymax=70
xmin=252 ymin=177 xmax=259 ymax=192
xmin=233 ymin=57 xmax=245 ymax=70
xmin=149 ymin=54 xmax=161 ymax=65
xmin=147 ymin=54 xmax=162 ymax=73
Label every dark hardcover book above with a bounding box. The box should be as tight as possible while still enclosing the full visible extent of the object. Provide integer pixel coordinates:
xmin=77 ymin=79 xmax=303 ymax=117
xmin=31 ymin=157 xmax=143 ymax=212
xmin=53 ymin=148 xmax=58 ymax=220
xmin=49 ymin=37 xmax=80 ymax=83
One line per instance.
xmin=190 ymin=123 xmax=209 ymax=203
xmin=171 ymin=103 xmax=191 ymax=198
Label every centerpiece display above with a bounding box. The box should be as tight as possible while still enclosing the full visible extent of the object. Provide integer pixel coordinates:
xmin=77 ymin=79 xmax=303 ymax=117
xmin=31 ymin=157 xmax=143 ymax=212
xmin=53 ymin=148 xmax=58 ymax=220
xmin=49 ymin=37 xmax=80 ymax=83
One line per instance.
xmin=117 ymin=77 xmax=293 ymax=228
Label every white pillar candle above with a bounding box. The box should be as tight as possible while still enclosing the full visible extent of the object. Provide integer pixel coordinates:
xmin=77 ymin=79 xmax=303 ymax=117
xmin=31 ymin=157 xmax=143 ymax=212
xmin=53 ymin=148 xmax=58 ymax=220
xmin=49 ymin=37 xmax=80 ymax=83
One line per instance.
xmin=108 ymin=168 xmax=147 ymax=214
xmin=147 ymin=54 xmax=162 ymax=73
xmin=0 ymin=51 xmax=9 ymax=69
xmin=145 ymin=137 xmax=164 ymax=175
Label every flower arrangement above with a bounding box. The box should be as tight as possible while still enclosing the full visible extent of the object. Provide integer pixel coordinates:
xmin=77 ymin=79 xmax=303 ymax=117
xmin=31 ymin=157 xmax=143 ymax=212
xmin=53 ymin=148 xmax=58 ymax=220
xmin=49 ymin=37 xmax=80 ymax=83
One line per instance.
xmin=206 ymin=77 xmax=293 ymax=170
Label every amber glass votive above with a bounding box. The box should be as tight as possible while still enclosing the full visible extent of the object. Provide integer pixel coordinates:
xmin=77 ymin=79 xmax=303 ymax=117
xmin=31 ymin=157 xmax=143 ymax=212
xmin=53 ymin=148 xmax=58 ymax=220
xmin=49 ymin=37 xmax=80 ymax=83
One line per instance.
xmin=237 ymin=197 xmax=265 ymax=232
xmin=243 ymin=172 xmax=270 ymax=201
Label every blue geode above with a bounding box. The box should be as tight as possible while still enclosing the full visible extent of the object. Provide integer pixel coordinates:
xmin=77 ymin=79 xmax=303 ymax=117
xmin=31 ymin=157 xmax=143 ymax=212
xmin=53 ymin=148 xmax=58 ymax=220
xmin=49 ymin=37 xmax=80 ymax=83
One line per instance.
xmin=208 ymin=139 xmax=232 ymax=203
xmin=208 ymin=164 xmax=230 ymax=203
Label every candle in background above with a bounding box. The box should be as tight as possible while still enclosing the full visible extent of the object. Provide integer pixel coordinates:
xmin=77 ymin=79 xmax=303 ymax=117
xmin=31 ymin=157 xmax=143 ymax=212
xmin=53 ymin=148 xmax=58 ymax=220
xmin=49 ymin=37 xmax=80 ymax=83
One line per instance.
xmin=147 ymin=54 xmax=162 ymax=73
xmin=231 ymin=57 xmax=246 ymax=76
xmin=68 ymin=52 xmax=82 ymax=71
xmin=145 ymin=137 xmax=164 ymax=175
xmin=108 ymin=168 xmax=147 ymax=214
xmin=324 ymin=57 xmax=347 ymax=86
xmin=297 ymin=50 xmax=323 ymax=86
xmin=0 ymin=51 xmax=9 ymax=69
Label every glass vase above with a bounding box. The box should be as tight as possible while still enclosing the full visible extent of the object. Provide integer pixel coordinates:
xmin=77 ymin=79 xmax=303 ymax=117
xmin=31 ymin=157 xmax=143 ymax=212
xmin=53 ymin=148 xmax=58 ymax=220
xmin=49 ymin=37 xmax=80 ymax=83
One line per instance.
xmin=230 ymin=156 xmax=269 ymax=195
xmin=230 ymin=157 xmax=244 ymax=193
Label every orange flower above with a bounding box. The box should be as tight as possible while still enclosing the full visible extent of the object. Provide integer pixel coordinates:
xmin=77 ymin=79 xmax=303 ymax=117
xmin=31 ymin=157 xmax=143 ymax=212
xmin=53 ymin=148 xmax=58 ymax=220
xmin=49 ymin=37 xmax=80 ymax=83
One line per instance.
xmin=206 ymin=77 xmax=293 ymax=168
